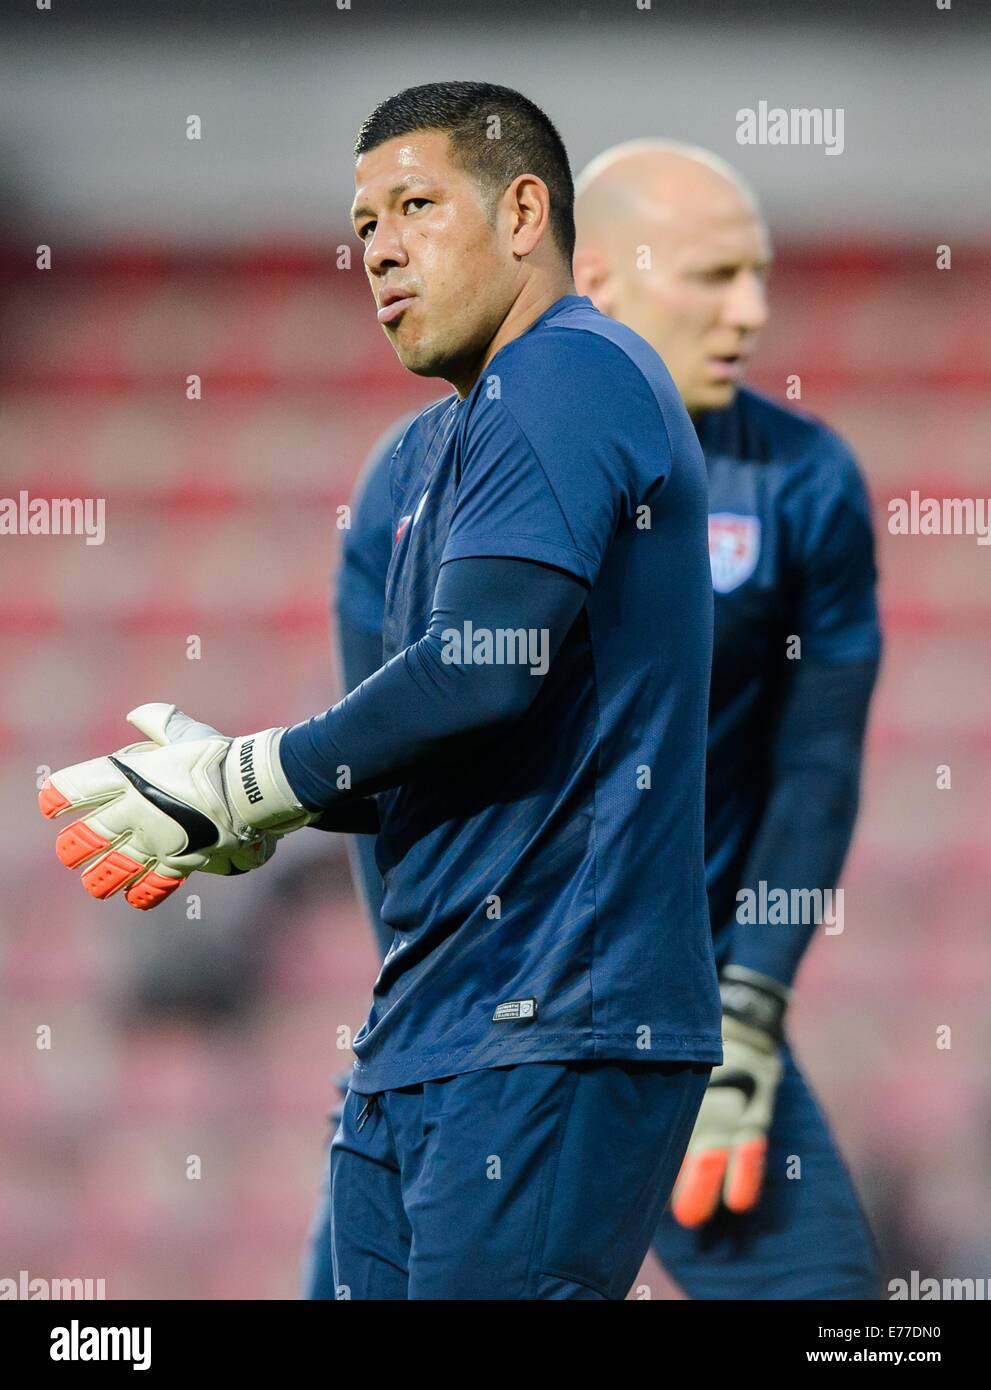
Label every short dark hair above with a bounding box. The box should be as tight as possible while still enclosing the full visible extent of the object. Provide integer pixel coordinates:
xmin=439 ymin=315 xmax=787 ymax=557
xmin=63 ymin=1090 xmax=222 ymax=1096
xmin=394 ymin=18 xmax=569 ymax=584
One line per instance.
xmin=355 ymin=81 xmax=575 ymax=263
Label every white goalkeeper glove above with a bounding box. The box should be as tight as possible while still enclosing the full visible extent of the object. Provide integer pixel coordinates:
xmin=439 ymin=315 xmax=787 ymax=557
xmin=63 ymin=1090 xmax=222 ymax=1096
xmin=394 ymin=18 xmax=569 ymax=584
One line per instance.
xmin=671 ymin=965 xmax=790 ymax=1227
xmin=38 ymin=702 xmax=318 ymax=910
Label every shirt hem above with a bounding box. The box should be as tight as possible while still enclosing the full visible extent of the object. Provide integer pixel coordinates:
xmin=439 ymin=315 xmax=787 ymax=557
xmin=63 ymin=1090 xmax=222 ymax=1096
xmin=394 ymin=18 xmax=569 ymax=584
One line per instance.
xmin=348 ymin=1032 xmax=723 ymax=1095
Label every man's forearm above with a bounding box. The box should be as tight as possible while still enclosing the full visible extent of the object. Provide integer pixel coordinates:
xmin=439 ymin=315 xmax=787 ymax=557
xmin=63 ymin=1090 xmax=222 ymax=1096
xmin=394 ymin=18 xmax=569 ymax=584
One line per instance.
xmin=728 ymin=763 xmax=861 ymax=985
xmin=726 ymin=658 xmax=879 ymax=987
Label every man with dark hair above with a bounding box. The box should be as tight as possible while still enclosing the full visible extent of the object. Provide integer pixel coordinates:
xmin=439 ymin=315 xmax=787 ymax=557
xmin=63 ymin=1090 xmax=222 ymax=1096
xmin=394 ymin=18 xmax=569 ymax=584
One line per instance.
xmin=317 ymin=133 xmax=882 ymax=1301
xmin=40 ymin=83 xmax=720 ymax=1300
xmin=303 ymin=80 xmax=720 ymax=1300
xmin=354 ymin=80 xmax=576 ymax=261
xmin=301 ymin=80 xmax=721 ymax=1301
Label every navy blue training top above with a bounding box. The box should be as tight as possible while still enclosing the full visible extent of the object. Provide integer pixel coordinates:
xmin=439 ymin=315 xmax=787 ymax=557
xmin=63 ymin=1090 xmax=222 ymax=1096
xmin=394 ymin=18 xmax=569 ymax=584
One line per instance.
xmin=300 ymin=293 xmax=722 ymax=1092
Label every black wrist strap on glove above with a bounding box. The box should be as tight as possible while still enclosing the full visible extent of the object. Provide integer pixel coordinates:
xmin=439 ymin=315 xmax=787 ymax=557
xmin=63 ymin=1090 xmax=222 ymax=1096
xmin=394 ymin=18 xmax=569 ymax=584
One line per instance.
xmin=719 ymin=964 xmax=792 ymax=1043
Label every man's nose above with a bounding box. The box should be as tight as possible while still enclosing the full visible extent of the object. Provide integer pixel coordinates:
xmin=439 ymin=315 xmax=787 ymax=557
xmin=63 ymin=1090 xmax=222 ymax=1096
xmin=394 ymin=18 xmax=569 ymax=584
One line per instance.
xmin=722 ymin=269 xmax=768 ymax=333
xmin=364 ymin=220 xmax=408 ymax=276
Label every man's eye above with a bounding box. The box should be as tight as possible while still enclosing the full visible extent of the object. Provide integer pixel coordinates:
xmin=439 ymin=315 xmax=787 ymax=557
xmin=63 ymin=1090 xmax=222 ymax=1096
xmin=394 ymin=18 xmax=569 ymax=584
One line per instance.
xmin=403 ymin=198 xmax=431 ymax=214
xmin=358 ymin=221 xmax=376 ymax=241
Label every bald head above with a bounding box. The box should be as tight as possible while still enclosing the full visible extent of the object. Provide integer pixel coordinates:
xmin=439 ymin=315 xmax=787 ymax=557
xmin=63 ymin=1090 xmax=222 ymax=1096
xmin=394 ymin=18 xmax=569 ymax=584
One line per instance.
xmin=573 ymin=141 xmax=771 ymax=414
xmin=576 ymin=140 xmax=758 ymax=247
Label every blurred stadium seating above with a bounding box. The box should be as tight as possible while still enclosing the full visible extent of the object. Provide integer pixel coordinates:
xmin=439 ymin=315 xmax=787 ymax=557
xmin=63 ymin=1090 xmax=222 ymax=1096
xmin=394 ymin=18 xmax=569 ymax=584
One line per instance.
xmin=2 ymin=241 xmax=989 ymax=1298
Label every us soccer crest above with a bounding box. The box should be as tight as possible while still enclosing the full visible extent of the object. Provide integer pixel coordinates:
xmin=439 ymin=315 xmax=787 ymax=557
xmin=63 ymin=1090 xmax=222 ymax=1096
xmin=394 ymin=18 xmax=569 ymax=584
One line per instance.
xmin=708 ymin=513 xmax=761 ymax=593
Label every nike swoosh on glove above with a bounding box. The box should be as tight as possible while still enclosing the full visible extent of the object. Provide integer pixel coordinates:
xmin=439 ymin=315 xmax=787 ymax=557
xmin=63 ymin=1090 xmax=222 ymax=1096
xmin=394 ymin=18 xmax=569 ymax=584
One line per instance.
xmin=671 ymin=965 xmax=791 ymax=1227
xmin=38 ymin=702 xmax=317 ymax=910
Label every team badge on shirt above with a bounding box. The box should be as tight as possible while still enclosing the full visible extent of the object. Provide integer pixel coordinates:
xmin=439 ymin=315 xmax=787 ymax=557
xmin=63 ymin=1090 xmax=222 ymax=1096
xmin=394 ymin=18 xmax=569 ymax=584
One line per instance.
xmin=708 ymin=513 xmax=761 ymax=593
xmin=394 ymin=489 xmax=430 ymax=544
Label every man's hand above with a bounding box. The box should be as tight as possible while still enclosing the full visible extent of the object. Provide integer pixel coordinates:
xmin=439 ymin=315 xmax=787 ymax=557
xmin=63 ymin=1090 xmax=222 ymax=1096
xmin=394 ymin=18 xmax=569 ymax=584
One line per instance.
xmin=671 ymin=966 xmax=791 ymax=1227
xmin=38 ymin=702 xmax=316 ymax=910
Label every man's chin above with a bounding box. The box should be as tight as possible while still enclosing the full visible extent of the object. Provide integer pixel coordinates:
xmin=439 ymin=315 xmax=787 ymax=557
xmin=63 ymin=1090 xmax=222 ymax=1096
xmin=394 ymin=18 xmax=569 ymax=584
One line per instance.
xmin=689 ymin=380 xmax=739 ymax=415
xmin=389 ymin=335 xmax=443 ymax=378
xmin=393 ymin=337 xmax=474 ymax=386
xmin=397 ymin=353 xmax=447 ymax=380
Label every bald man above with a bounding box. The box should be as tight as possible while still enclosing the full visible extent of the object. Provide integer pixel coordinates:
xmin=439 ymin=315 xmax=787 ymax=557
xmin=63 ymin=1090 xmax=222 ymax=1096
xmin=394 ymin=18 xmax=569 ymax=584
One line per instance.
xmin=571 ymin=141 xmax=881 ymax=1299
xmin=310 ymin=142 xmax=882 ymax=1301
xmin=573 ymin=140 xmax=768 ymax=415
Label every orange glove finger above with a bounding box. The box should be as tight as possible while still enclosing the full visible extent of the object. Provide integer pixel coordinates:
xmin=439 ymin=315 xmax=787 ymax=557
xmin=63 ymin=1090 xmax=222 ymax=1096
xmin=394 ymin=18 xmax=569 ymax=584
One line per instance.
xmin=724 ymin=1136 xmax=767 ymax=1214
xmin=38 ymin=779 xmax=74 ymax=820
xmin=671 ymin=1146 xmax=730 ymax=1228
xmin=40 ymin=779 xmax=184 ymax=909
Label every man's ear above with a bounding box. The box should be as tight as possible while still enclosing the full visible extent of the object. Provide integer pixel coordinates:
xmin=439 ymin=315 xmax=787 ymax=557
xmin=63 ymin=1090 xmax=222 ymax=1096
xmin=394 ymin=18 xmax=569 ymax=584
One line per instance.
xmin=507 ymin=174 xmax=552 ymax=259
xmin=573 ymin=250 xmax=618 ymax=316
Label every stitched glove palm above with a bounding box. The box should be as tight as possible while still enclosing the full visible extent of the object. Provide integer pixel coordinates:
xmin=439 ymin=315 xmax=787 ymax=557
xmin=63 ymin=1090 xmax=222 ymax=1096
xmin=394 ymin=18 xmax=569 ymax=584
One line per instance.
xmin=38 ymin=702 xmax=317 ymax=910
xmin=671 ymin=966 xmax=790 ymax=1227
